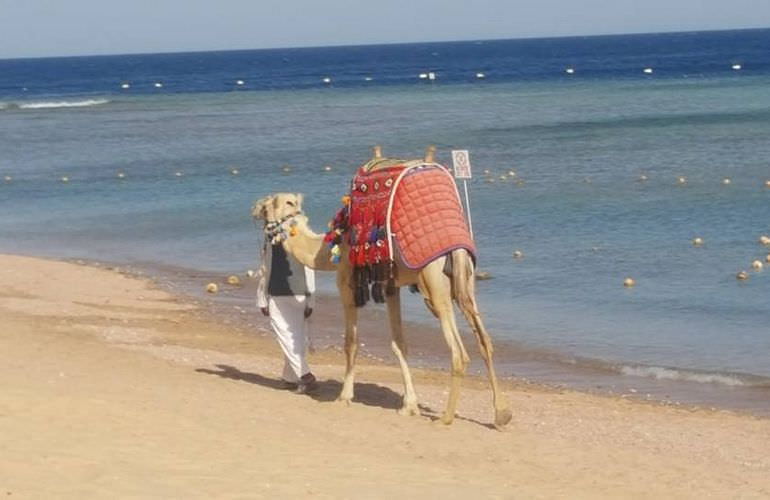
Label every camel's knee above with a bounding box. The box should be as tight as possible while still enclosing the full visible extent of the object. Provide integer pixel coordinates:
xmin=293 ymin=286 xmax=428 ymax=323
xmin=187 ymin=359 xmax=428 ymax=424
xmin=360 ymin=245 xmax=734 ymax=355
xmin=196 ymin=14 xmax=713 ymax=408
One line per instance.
xmin=450 ymin=353 xmax=467 ymax=377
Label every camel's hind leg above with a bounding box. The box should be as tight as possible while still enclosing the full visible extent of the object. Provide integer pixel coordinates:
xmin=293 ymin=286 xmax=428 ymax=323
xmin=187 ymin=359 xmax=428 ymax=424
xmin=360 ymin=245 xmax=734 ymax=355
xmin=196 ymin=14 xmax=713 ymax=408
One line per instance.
xmin=452 ymin=250 xmax=512 ymax=429
xmin=385 ymin=288 xmax=419 ymax=416
xmin=336 ymin=268 xmax=358 ymax=405
xmin=419 ymin=260 xmax=469 ymax=425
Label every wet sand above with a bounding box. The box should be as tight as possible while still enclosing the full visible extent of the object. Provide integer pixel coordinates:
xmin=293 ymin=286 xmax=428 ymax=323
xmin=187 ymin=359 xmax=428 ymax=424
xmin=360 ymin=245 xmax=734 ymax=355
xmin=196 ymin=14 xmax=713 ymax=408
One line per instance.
xmin=1 ymin=254 xmax=769 ymax=498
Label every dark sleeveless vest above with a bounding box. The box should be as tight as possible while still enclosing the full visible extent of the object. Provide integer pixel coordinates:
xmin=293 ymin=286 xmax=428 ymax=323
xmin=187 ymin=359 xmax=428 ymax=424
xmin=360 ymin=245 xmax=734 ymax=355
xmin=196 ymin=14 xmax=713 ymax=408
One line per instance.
xmin=268 ymin=244 xmax=308 ymax=296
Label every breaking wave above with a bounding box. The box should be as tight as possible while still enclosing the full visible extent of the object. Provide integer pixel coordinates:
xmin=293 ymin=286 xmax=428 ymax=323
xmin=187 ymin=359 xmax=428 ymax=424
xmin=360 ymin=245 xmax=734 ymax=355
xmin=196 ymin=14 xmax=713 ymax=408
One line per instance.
xmin=619 ymin=365 xmax=758 ymax=387
xmin=0 ymin=98 xmax=111 ymax=111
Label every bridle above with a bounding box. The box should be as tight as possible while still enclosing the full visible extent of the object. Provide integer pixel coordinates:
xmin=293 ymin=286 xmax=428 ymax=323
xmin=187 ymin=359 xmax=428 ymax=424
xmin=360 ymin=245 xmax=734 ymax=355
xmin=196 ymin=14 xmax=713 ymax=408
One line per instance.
xmin=263 ymin=210 xmax=302 ymax=245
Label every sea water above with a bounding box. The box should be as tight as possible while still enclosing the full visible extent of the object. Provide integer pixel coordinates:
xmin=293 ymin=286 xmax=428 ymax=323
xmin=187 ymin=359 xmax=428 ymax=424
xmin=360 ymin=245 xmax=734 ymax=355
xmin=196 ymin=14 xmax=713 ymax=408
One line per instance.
xmin=1 ymin=29 xmax=769 ymax=412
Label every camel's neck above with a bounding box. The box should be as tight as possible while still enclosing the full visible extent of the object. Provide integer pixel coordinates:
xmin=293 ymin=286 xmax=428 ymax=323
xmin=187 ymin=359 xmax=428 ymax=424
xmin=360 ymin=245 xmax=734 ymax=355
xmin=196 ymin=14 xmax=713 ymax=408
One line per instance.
xmin=282 ymin=215 xmax=336 ymax=271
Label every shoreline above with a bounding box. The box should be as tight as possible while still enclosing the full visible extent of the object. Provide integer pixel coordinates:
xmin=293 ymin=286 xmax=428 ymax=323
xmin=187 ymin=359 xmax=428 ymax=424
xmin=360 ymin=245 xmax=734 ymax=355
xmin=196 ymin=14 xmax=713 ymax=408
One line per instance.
xmin=2 ymin=253 xmax=770 ymax=497
xmin=52 ymin=253 xmax=770 ymax=418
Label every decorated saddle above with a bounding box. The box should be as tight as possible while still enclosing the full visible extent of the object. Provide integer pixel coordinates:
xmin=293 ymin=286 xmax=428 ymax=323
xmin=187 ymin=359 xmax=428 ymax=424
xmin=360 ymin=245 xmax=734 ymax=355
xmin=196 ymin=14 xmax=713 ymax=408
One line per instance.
xmin=325 ymin=157 xmax=476 ymax=307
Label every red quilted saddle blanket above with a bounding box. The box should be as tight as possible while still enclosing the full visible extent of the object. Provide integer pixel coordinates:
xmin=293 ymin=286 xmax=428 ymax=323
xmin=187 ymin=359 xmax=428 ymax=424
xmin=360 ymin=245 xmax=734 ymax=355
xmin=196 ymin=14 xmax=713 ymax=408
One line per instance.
xmin=325 ymin=159 xmax=475 ymax=306
xmin=344 ymin=161 xmax=475 ymax=270
xmin=391 ymin=166 xmax=476 ymax=269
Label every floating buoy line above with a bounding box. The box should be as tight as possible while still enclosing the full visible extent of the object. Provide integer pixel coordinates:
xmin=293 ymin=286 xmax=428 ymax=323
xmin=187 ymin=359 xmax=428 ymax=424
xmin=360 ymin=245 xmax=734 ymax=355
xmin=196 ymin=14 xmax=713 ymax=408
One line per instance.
xmin=30 ymin=62 xmax=745 ymax=92
xmin=4 ymin=166 xmax=769 ymax=194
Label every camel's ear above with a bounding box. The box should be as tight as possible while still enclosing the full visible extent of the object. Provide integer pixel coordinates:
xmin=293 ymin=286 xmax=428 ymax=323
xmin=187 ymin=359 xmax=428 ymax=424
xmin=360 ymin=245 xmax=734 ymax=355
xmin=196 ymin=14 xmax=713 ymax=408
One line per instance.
xmin=251 ymin=196 xmax=274 ymax=220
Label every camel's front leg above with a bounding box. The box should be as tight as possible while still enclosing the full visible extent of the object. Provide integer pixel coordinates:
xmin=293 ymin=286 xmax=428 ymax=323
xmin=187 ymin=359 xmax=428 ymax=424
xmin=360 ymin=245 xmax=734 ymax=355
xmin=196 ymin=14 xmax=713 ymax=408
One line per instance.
xmin=337 ymin=273 xmax=358 ymax=405
xmin=386 ymin=288 xmax=419 ymax=416
xmin=338 ymin=302 xmax=358 ymax=404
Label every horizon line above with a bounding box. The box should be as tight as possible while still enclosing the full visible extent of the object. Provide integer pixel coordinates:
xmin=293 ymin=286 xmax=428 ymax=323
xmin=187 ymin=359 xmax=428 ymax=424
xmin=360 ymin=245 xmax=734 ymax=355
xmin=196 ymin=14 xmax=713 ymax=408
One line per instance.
xmin=1 ymin=25 xmax=768 ymax=62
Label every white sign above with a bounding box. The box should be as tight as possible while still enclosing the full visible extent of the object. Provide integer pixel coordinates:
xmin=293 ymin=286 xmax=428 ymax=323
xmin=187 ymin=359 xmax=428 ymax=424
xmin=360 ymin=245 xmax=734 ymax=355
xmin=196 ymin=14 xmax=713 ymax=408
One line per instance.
xmin=451 ymin=150 xmax=472 ymax=179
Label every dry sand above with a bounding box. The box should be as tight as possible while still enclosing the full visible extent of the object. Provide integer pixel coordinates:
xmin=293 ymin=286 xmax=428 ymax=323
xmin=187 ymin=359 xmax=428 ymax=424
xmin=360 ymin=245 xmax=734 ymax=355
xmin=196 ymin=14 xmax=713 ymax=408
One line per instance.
xmin=1 ymin=254 xmax=768 ymax=498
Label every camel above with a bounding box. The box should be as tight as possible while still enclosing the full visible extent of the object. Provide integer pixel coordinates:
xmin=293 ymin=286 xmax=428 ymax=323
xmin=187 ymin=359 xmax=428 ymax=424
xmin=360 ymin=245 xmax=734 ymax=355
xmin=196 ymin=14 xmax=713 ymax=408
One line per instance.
xmin=252 ymin=147 xmax=512 ymax=429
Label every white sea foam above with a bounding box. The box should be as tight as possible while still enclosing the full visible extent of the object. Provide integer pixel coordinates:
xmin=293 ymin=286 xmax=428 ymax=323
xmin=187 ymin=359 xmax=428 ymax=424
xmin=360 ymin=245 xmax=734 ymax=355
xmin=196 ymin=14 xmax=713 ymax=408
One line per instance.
xmin=620 ymin=365 xmax=746 ymax=386
xmin=17 ymin=98 xmax=111 ymax=110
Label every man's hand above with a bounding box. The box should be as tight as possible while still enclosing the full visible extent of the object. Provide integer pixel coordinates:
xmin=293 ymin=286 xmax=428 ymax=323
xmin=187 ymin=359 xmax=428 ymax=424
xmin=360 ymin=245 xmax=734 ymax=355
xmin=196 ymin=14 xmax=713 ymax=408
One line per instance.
xmin=304 ymin=307 xmax=313 ymax=319
xmin=260 ymin=306 xmax=269 ymax=317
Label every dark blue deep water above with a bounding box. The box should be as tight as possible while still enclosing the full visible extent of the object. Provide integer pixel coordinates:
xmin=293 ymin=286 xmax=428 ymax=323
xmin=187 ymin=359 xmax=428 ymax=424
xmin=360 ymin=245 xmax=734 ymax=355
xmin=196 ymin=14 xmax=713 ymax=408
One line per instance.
xmin=2 ymin=29 xmax=769 ymax=412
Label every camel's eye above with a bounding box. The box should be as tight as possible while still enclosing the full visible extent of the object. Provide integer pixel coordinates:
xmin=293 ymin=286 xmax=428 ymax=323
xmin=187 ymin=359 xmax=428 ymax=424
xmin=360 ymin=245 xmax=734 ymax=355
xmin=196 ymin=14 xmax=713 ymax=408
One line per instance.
xmin=286 ymin=201 xmax=296 ymax=207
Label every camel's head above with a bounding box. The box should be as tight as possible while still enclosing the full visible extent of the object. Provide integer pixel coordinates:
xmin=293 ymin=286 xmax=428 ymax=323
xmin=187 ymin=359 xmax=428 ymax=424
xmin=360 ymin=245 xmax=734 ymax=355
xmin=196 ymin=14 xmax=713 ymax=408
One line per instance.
xmin=251 ymin=192 xmax=304 ymax=223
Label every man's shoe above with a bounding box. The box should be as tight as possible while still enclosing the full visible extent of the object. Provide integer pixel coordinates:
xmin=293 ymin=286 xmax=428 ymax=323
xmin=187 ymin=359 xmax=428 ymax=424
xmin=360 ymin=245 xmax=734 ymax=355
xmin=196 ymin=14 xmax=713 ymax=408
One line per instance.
xmin=294 ymin=372 xmax=318 ymax=394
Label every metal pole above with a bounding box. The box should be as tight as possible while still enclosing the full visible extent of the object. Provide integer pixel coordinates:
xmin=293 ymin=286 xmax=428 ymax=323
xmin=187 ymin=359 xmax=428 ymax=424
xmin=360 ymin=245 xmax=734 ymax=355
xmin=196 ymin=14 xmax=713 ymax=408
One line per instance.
xmin=463 ymin=179 xmax=474 ymax=240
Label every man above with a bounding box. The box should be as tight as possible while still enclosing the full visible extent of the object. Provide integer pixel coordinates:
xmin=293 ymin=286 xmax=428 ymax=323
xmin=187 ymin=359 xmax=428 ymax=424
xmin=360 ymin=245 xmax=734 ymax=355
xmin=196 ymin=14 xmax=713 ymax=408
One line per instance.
xmin=256 ymin=236 xmax=318 ymax=394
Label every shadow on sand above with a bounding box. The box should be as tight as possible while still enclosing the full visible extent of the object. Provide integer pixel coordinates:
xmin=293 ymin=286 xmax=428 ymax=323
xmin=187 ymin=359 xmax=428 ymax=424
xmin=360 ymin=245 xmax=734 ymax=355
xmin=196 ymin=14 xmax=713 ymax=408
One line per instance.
xmin=196 ymin=364 xmax=497 ymax=430
xmin=195 ymin=364 xmax=404 ymax=410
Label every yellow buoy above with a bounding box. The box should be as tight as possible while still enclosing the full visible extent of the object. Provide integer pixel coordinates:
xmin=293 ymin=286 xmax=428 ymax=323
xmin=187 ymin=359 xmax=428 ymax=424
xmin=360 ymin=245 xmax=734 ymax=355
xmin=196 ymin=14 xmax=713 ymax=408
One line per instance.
xmin=638 ymin=174 xmax=648 ymax=182
xmin=736 ymin=271 xmax=749 ymax=281
xmin=722 ymin=178 xmax=731 ymax=185
xmin=282 ymin=165 xmax=291 ymax=173
xmin=623 ymin=277 xmax=636 ymax=288
xmin=765 ymin=180 xmax=770 ymax=188
xmin=175 ymin=171 xmax=183 ymax=177
xmin=117 ymin=172 xmax=126 ymax=179
xmin=246 ymin=269 xmax=256 ymax=278
xmin=227 ymin=275 xmax=241 ymax=285
xmin=206 ymin=283 xmax=219 ymax=293
xmin=677 ymin=176 xmax=687 ymax=185
xmin=751 ymin=260 xmax=763 ymax=271
xmin=692 ymin=237 xmax=704 ymax=247
xmin=61 ymin=176 xmax=69 ymax=183
xmin=759 ymin=235 xmax=770 ymax=246
xmin=231 ymin=168 xmax=239 ymax=175
xmin=3 ymin=175 xmax=11 ymax=183
xmin=512 ymin=250 xmax=524 ymax=259
xmin=765 ymin=254 xmax=770 ymax=263
xmin=323 ymin=165 xmax=332 ymax=172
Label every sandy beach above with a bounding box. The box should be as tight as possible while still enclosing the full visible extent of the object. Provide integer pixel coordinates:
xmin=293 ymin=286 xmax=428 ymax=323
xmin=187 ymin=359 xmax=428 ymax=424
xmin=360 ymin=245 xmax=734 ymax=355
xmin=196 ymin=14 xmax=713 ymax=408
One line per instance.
xmin=1 ymin=253 xmax=768 ymax=498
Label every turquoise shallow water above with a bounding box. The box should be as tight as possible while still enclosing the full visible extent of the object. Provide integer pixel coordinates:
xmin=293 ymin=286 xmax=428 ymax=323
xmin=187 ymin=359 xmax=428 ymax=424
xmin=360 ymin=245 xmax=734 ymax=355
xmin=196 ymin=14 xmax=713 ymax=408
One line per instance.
xmin=1 ymin=33 xmax=770 ymax=411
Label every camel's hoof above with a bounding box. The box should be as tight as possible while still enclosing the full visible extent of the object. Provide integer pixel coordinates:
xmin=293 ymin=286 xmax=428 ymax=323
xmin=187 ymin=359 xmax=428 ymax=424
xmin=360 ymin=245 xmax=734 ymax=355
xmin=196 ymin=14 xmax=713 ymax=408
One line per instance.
xmin=439 ymin=413 xmax=455 ymax=426
xmin=397 ymin=405 xmax=419 ymax=417
xmin=335 ymin=397 xmax=352 ymax=407
xmin=494 ymin=408 xmax=513 ymax=429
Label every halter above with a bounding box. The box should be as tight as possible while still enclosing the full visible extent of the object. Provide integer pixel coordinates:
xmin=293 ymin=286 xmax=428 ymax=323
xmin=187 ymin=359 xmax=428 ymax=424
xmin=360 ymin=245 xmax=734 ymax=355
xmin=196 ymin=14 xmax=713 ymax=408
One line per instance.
xmin=264 ymin=210 xmax=302 ymax=245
